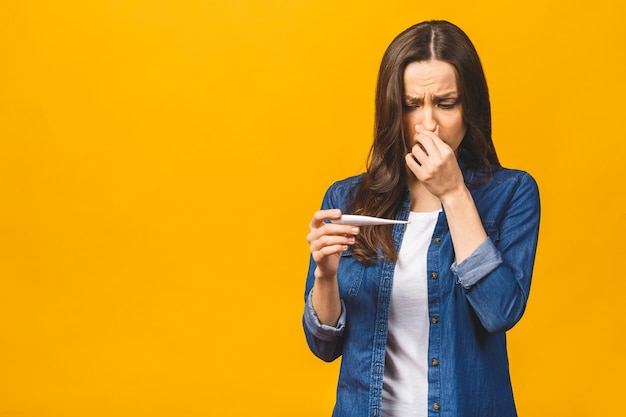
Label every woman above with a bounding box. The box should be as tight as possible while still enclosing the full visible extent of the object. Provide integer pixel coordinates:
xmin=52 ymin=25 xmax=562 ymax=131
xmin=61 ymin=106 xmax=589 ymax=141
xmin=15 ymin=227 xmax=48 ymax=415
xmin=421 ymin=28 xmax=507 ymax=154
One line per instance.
xmin=303 ymin=20 xmax=540 ymax=417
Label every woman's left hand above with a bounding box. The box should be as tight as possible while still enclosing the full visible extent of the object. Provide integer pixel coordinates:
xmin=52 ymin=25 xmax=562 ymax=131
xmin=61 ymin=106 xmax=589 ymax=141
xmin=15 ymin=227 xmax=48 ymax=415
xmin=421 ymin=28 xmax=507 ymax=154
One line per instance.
xmin=404 ymin=125 xmax=465 ymax=199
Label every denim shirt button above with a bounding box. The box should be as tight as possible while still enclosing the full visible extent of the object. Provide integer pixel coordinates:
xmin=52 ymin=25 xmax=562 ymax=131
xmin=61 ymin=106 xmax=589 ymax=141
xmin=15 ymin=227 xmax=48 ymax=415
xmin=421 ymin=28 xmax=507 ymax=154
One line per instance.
xmin=431 ymin=358 xmax=439 ymax=366
xmin=379 ymin=323 xmax=385 ymax=332
xmin=434 ymin=237 xmax=441 ymax=244
xmin=431 ymin=272 xmax=439 ymax=279
xmin=433 ymin=403 xmax=441 ymax=410
xmin=383 ymin=278 xmax=390 ymax=287
xmin=431 ymin=316 xmax=439 ymax=324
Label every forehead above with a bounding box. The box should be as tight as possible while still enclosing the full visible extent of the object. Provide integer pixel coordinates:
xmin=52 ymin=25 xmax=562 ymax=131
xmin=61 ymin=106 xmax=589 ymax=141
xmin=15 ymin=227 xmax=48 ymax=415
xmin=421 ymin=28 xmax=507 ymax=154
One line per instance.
xmin=403 ymin=60 xmax=459 ymax=95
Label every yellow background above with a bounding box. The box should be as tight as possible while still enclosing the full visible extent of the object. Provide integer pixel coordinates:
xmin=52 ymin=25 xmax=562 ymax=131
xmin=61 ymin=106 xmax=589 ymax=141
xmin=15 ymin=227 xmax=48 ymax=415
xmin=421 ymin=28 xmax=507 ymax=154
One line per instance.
xmin=1 ymin=0 xmax=624 ymax=415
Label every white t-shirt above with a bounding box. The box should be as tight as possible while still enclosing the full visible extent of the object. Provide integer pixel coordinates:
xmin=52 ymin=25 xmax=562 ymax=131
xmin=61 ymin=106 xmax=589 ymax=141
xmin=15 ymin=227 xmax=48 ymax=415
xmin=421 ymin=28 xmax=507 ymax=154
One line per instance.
xmin=382 ymin=210 xmax=440 ymax=417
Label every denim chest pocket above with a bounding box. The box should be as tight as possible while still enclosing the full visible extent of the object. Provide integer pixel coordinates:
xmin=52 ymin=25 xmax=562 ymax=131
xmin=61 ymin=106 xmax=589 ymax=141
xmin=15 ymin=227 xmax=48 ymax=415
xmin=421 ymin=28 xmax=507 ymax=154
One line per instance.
xmin=337 ymin=250 xmax=366 ymax=298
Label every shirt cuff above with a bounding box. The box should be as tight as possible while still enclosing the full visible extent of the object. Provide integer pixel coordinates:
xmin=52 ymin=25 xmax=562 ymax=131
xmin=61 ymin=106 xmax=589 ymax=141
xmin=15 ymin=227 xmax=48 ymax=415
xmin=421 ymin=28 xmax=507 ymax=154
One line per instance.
xmin=303 ymin=291 xmax=346 ymax=341
xmin=451 ymin=237 xmax=503 ymax=289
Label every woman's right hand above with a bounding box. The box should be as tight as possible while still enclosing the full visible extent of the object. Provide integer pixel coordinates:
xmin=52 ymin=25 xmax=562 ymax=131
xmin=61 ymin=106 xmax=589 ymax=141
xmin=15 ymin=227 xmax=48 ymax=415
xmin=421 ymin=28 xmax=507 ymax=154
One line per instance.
xmin=306 ymin=209 xmax=360 ymax=280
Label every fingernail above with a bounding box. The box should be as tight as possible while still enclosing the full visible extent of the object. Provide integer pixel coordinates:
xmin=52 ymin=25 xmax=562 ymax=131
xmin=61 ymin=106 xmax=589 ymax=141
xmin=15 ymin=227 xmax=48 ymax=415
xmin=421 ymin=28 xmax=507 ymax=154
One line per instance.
xmin=352 ymin=227 xmax=359 ymax=234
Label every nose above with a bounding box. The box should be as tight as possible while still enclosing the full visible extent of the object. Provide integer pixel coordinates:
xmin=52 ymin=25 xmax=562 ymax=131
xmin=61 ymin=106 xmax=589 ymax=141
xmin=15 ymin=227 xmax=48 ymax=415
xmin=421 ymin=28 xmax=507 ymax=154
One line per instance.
xmin=421 ymin=106 xmax=438 ymax=132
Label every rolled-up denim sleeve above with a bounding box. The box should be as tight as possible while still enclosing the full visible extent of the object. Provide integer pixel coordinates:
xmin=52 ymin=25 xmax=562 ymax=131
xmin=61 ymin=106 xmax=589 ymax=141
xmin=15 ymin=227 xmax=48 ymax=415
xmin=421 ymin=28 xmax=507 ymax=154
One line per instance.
xmin=303 ymin=290 xmax=346 ymax=341
xmin=451 ymin=237 xmax=503 ymax=289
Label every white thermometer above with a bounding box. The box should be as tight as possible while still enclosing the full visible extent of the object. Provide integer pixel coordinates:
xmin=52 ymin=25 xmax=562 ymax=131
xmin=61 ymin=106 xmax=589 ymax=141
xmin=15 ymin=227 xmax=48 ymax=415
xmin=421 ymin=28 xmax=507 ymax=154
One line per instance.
xmin=330 ymin=214 xmax=410 ymax=226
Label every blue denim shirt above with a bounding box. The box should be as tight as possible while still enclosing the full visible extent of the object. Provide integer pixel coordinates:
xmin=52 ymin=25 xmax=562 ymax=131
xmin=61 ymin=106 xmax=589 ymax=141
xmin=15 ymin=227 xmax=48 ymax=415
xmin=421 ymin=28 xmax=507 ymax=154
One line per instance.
xmin=303 ymin=167 xmax=540 ymax=417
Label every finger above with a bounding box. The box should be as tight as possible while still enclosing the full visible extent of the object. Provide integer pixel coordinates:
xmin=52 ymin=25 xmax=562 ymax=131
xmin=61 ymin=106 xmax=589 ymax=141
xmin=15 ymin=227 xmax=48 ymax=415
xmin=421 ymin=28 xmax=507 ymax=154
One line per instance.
xmin=406 ymin=148 xmax=437 ymax=182
xmin=414 ymin=124 xmax=438 ymax=135
xmin=415 ymin=132 xmax=440 ymax=157
xmin=310 ymin=235 xmax=357 ymax=263
xmin=409 ymin=136 xmax=428 ymax=156
xmin=308 ymin=228 xmax=357 ymax=247
xmin=312 ymin=244 xmax=347 ymax=264
xmin=310 ymin=209 xmax=342 ymax=229
xmin=405 ymin=152 xmax=423 ymax=174
xmin=409 ymin=129 xmax=435 ymax=157
xmin=414 ymin=133 xmax=451 ymax=165
xmin=414 ymin=125 xmax=442 ymax=144
xmin=416 ymin=125 xmax=452 ymax=153
xmin=409 ymin=139 xmax=435 ymax=171
xmin=311 ymin=234 xmax=356 ymax=253
xmin=307 ymin=223 xmax=360 ymax=245
xmin=411 ymin=141 xmax=429 ymax=159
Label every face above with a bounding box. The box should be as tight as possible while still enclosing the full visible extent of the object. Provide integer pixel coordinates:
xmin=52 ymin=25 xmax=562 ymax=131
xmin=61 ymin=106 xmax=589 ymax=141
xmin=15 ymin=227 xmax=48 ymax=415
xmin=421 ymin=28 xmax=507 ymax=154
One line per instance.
xmin=402 ymin=60 xmax=467 ymax=152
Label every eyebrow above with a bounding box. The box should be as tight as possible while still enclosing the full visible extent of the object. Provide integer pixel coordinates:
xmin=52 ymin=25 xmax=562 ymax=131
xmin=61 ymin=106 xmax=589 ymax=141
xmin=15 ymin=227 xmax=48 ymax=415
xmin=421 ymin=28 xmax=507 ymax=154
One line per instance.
xmin=403 ymin=92 xmax=459 ymax=101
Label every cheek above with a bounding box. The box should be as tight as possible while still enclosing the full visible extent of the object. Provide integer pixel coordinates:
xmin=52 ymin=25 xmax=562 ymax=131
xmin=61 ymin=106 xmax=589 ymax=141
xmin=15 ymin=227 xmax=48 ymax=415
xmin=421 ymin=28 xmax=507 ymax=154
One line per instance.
xmin=452 ymin=122 xmax=467 ymax=149
xmin=454 ymin=120 xmax=467 ymax=137
xmin=441 ymin=117 xmax=466 ymax=149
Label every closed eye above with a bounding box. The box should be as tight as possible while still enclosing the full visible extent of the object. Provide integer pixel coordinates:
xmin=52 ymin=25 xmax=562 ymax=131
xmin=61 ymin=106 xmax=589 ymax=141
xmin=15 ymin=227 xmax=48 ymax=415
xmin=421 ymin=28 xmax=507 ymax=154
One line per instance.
xmin=434 ymin=93 xmax=460 ymax=109
xmin=437 ymin=101 xmax=458 ymax=110
xmin=403 ymin=97 xmax=422 ymax=111
xmin=403 ymin=94 xmax=459 ymax=111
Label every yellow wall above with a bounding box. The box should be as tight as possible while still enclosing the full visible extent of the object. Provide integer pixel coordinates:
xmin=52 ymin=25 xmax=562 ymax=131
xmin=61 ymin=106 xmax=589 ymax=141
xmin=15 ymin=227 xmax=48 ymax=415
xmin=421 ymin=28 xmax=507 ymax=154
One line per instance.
xmin=1 ymin=0 xmax=624 ymax=415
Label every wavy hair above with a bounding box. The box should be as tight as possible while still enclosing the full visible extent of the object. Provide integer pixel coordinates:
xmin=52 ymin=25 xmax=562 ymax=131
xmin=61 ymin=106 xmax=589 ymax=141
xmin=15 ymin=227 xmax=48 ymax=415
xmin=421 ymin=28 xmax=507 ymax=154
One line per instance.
xmin=349 ymin=20 xmax=501 ymax=264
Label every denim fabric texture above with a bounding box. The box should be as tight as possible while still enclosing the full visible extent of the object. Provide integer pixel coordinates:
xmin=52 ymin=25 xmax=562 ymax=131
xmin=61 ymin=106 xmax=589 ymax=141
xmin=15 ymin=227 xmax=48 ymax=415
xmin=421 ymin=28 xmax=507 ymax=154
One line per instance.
xmin=303 ymin=167 xmax=540 ymax=417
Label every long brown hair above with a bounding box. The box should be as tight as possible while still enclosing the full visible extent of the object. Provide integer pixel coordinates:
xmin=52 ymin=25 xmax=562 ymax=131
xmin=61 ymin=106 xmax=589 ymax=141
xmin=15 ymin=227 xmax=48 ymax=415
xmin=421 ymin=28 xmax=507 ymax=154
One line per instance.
xmin=350 ymin=20 xmax=501 ymax=265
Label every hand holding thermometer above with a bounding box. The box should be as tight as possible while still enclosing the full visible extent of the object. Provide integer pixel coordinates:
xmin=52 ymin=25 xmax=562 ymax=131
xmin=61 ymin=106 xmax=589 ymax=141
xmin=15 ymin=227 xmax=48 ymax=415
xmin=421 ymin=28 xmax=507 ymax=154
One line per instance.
xmin=330 ymin=214 xmax=410 ymax=226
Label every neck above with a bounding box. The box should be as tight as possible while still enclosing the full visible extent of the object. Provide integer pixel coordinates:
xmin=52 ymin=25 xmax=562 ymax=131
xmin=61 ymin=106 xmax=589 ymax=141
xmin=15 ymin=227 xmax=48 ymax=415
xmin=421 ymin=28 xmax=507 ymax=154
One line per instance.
xmin=409 ymin=180 xmax=441 ymax=212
